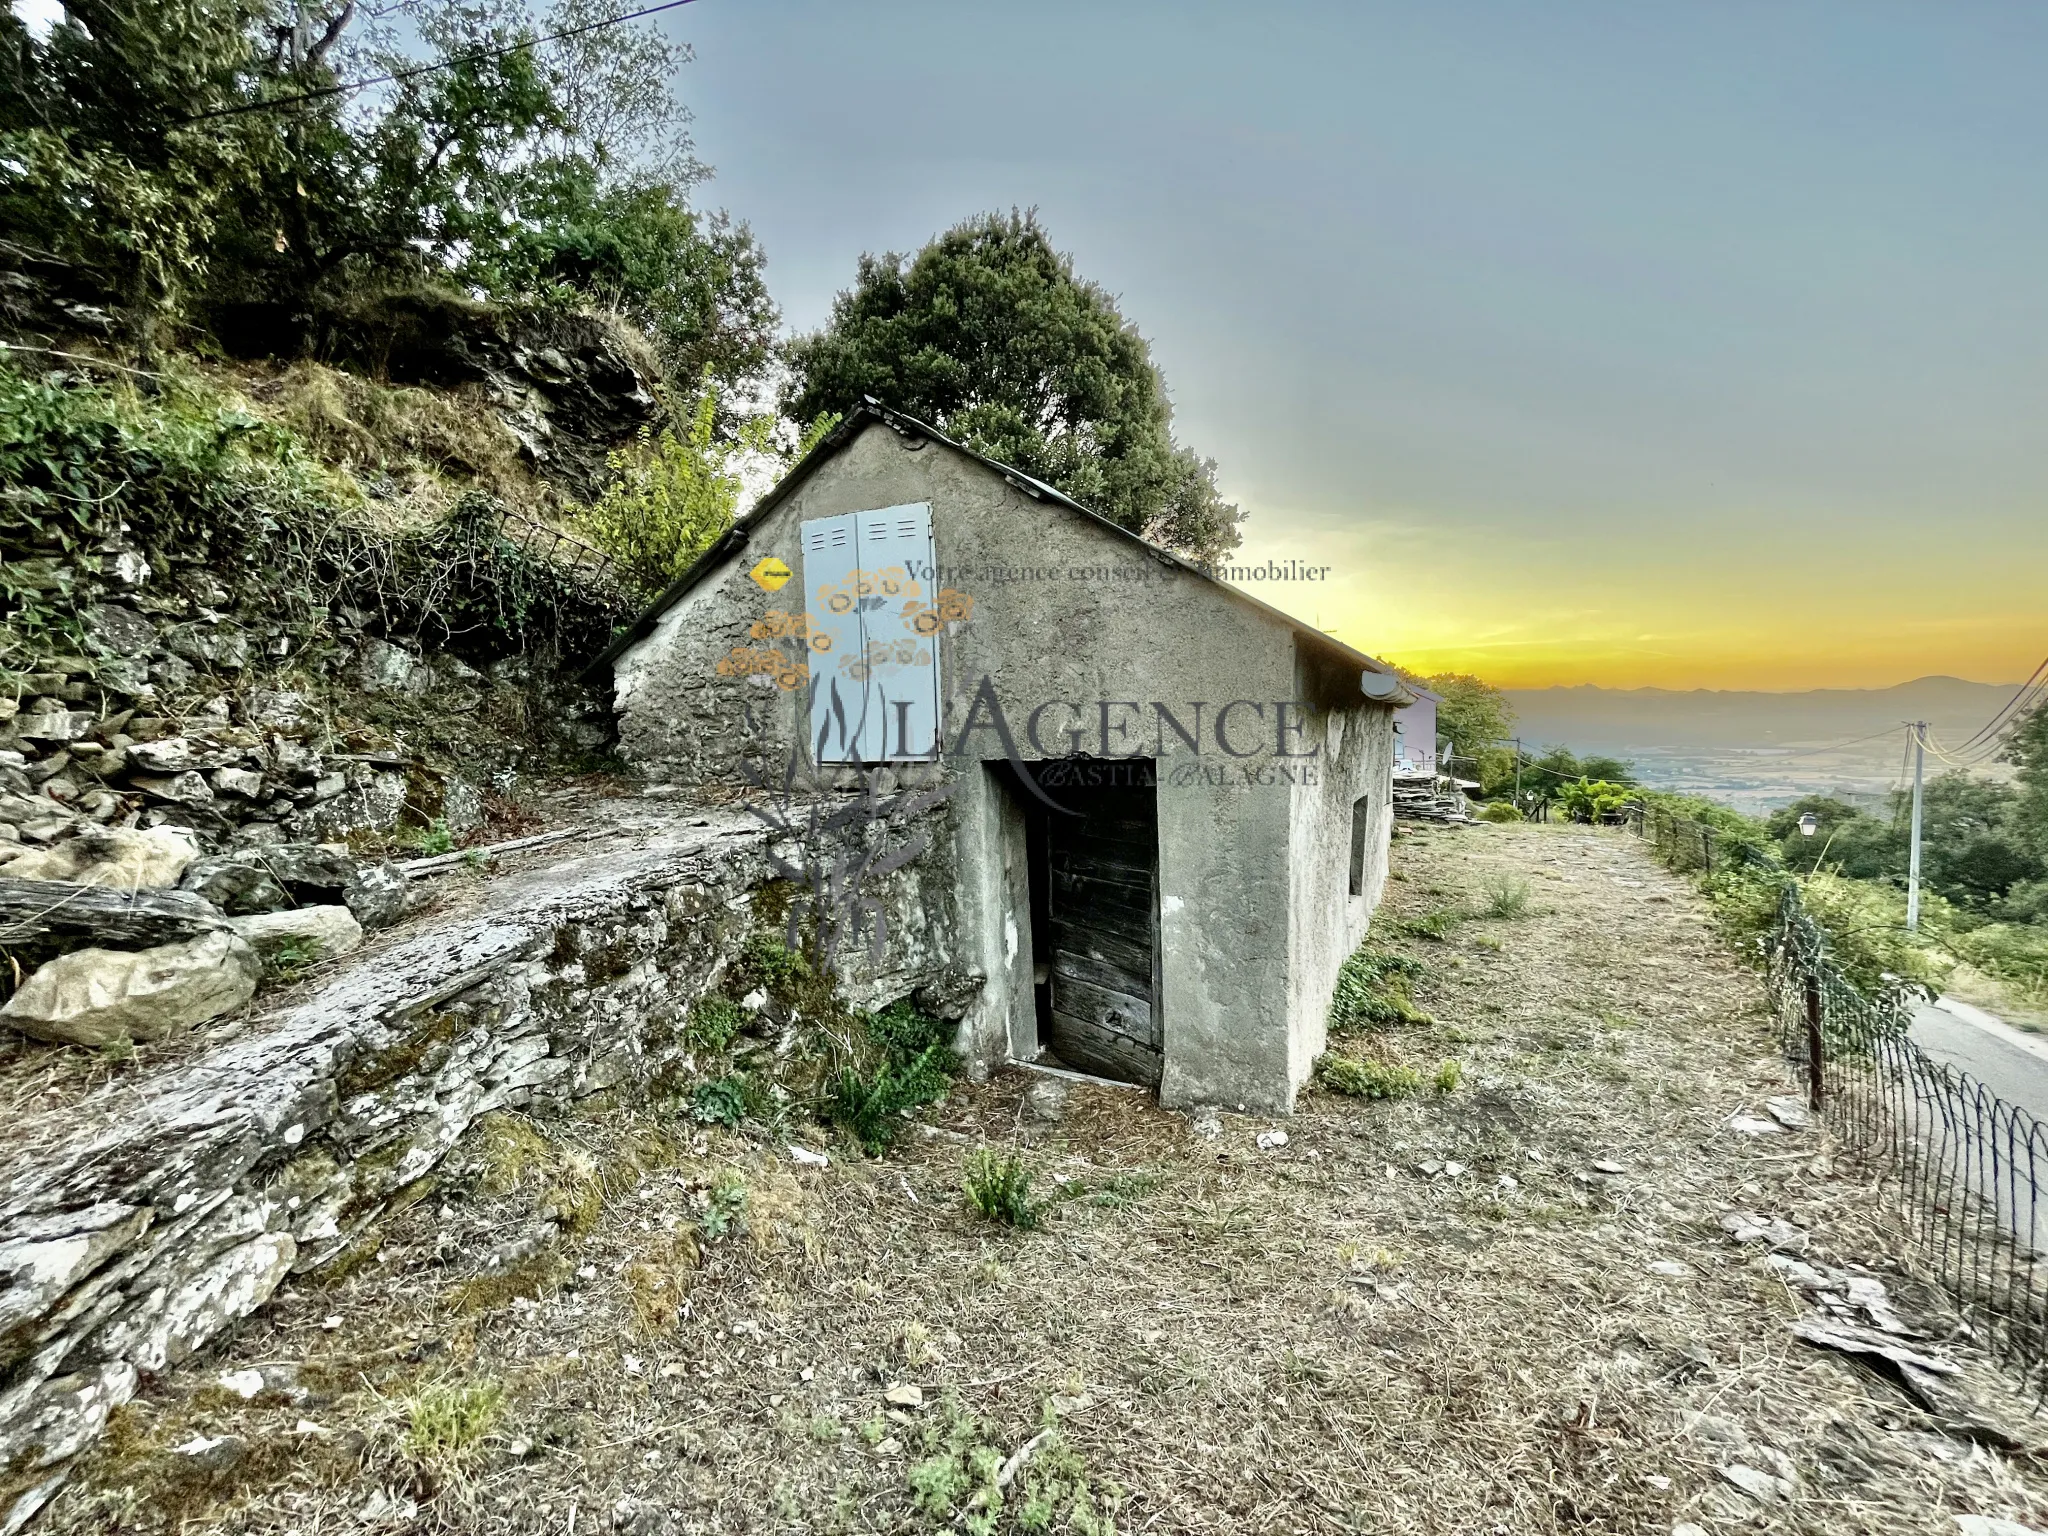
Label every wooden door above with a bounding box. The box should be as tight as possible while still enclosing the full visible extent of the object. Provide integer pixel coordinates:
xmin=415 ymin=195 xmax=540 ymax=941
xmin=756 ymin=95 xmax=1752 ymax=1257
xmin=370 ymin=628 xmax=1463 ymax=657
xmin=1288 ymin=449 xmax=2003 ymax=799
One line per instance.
xmin=1037 ymin=769 xmax=1162 ymax=1086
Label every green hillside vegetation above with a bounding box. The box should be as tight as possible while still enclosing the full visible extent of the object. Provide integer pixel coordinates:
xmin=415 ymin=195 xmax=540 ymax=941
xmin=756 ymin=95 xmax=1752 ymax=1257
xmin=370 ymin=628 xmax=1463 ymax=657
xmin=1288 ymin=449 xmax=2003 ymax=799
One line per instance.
xmin=1401 ymin=667 xmax=2048 ymax=1010
xmin=1634 ymin=721 xmax=2048 ymax=1008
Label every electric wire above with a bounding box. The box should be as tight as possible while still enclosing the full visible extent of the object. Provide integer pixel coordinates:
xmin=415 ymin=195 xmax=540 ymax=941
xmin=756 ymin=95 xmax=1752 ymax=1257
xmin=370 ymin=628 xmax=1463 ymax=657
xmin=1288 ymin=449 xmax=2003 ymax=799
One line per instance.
xmin=172 ymin=0 xmax=703 ymax=125
xmin=1924 ymin=650 xmax=2048 ymax=765
xmin=1954 ymin=653 xmax=2048 ymax=751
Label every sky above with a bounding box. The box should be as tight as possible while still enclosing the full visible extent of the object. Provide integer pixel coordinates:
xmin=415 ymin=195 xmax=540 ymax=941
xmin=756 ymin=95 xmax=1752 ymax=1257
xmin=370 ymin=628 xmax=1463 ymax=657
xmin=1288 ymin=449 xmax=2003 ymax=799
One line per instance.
xmin=647 ymin=0 xmax=2047 ymax=692
xmin=21 ymin=0 xmax=2039 ymax=691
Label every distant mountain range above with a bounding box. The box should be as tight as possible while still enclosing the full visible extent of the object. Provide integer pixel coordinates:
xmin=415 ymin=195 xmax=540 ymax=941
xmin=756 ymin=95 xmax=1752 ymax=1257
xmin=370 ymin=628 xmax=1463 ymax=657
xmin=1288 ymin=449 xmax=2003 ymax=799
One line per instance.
xmin=1503 ymin=677 xmax=2030 ymax=810
xmin=1506 ymin=676 xmax=2024 ymax=753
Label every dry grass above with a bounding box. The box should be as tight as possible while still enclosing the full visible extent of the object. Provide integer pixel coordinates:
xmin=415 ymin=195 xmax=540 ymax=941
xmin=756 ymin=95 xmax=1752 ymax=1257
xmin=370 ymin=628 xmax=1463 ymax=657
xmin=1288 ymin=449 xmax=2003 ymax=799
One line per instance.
xmin=42 ymin=823 xmax=2048 ymax=1534
xmin=249 ymin=361 xmax=540 ymax=519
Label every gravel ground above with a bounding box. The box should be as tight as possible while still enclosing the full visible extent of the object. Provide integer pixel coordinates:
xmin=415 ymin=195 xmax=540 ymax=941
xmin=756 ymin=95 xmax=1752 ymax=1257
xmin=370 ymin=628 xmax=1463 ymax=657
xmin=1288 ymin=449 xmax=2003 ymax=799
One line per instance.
xmin=40 ymin=821 xmax=2048 ymax=1535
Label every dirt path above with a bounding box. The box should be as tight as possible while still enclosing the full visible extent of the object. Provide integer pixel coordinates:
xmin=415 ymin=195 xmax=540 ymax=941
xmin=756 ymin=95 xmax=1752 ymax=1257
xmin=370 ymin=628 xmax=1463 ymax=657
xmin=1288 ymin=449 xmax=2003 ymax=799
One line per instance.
xmin=44 ymin=823 xmax=2048 ymax=1535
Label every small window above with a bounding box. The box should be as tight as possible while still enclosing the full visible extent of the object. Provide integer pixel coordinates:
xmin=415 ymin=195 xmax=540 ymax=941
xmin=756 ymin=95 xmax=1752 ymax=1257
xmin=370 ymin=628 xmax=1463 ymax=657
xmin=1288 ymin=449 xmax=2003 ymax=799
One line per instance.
xmin=1348 ymin=794 xmax=1371 ymax=896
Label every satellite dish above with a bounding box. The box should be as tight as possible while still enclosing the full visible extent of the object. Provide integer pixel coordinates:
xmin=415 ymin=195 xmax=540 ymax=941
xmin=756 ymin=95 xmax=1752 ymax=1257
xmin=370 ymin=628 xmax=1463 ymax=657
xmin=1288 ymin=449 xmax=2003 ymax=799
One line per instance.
xmin=1360 ymin=671 xmax=1403 ymax=700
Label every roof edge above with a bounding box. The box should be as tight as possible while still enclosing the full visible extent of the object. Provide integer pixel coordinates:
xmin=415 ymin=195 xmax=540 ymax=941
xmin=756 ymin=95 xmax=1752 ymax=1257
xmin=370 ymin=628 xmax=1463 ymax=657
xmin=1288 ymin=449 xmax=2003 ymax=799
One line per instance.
xmin=586 ymin=399 xmax=1414 ymax=705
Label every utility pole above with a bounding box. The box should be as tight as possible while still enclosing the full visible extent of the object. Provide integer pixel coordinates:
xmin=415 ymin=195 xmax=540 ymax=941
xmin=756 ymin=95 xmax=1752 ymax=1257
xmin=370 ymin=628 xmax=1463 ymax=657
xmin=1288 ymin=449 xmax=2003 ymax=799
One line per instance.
xmin=1906 ymin=720 xmax=1927 ymax=932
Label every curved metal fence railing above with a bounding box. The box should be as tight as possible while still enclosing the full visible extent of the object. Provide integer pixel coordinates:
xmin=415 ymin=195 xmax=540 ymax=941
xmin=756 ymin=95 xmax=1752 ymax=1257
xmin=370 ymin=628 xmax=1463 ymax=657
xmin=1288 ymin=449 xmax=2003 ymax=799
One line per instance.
xmin=1628 ymin=802 xmax=2048 ymax=1395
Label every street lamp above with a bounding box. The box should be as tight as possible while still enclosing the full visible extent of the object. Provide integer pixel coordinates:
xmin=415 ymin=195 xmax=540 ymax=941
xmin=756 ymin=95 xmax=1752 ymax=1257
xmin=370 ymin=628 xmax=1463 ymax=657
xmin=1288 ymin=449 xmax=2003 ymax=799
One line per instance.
xmin=1798 ymin=812 xmax=1819 ymax=838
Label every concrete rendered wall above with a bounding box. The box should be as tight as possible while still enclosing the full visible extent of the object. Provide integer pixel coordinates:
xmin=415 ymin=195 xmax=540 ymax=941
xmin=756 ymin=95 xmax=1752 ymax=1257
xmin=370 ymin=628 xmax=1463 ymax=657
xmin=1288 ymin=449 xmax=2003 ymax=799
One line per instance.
xmin=613 ymin=421 xmax=1388 ymax=1113
xmin=1285 ymin=688 xmax=1397 ymax=1092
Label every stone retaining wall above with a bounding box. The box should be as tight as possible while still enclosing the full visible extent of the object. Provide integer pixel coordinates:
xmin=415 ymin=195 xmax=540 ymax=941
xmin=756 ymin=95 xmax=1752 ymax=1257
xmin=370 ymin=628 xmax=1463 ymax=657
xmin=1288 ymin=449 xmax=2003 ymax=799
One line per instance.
xmin=0 ymin=804 xmax=967 ymax=1531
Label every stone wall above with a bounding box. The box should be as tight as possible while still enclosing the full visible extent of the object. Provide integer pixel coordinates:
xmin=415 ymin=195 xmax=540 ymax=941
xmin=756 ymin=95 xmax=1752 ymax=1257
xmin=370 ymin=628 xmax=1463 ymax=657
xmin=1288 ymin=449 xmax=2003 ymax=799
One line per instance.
xmin=0 ymin=804 xmax=967 ymax=1532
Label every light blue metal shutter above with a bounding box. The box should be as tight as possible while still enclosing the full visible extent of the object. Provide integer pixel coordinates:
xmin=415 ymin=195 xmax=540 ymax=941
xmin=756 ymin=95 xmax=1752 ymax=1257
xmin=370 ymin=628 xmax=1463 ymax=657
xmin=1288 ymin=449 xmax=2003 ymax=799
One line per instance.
xmin=801 ymin=512 xmax=865 ymax=763
xmin=850 ymin=503 xmax=940 ymax=762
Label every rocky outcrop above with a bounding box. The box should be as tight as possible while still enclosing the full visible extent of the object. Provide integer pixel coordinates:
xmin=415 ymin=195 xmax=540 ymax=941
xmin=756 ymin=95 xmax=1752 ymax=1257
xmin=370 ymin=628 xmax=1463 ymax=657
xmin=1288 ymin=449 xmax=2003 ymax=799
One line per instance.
xmin=0 ymin=880 xmax=226 ymax=962
xmin=310 ymin=290 xmax=663 ymax=501
xmin=0 ymin=792 xmax=973 ymax=1527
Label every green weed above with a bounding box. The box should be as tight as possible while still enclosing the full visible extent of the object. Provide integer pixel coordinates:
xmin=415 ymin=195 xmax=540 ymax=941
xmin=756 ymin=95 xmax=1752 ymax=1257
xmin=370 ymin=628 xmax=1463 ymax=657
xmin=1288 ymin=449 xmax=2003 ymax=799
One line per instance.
xmin=685 ymin=994 xmax=748 ymax=1053
xmin=821 ymin=999 xmax=959 ymax=1155
xmin=1432 ymin=1059 xmax=1464 ymax=1094
xmin=690 ymin=1074 xmax=750 ymax=1128
xmin=963 ymin=1148 xmax=1046 ymax=1229
xmin=1316 ymin=1054 xmax=1423 ymax=1100
xmin=1328 ymin=946 xmax=1431 ymax=1030
xmin=735 ymin=931 xmax=810 ymax=998
xmin=1400 ymin=906 xmax=1464 ymax=941
xmin=400 ymin=1379 xmax=504 ymax=1465
xmin=701 ymin=1169 xmax=748 ymax=1240
xmin=264 ymin=936 xmax=324 ymax=985
xmin=403 ymin=819 xmax=455 ymax=857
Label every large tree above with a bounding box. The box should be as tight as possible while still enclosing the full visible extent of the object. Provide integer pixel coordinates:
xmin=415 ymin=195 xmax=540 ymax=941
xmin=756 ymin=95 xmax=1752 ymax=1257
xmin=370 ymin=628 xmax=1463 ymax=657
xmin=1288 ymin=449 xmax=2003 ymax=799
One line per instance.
xmin=0 ymin=0 xmax=777 ymax=393
xmin=782 ymin=210 xmax=1242 ymax=564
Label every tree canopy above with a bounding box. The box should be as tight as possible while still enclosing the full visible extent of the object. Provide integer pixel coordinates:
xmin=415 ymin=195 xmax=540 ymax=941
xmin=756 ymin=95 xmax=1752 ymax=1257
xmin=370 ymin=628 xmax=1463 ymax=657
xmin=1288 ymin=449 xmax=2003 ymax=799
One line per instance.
xmin=1410 ymin=671 xmax=1514 ymax=760
xmin=0 ymin=0 xmax=776 ymax=393
xmin=782 ymin=210 xmax=1242 ymax=564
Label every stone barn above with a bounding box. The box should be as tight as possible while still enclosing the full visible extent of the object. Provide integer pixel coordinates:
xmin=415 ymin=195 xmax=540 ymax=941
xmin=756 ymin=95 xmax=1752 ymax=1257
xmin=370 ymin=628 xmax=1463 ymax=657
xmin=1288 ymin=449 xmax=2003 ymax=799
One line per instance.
xmin=598 ymin=403 xmax=1413 ymax=1113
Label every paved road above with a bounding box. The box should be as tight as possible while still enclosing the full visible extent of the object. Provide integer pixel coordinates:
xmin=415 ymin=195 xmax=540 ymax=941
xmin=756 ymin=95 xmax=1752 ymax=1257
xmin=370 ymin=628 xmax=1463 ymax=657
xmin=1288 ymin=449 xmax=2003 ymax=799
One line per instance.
xmin=1909 ymin=996 xmax=2048 ymax=1126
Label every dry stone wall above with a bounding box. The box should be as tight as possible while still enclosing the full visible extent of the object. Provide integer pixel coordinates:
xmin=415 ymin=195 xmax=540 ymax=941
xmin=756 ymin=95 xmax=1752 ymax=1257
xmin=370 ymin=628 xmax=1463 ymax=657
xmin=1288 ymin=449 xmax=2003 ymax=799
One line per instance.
xmin=0 ymin=804 xmax=971 ymax=1532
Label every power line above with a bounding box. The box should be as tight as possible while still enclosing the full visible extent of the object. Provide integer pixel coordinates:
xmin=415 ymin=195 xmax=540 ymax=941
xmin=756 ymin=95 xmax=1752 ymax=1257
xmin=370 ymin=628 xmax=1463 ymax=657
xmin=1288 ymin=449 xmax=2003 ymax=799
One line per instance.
xmin=1933 ymin=650 xmax=2048 ymax=761
xmin=1954 ymin=654 xmax=2048 ymax=749
xmin=172 ymin=0 xmax=703 ymax=125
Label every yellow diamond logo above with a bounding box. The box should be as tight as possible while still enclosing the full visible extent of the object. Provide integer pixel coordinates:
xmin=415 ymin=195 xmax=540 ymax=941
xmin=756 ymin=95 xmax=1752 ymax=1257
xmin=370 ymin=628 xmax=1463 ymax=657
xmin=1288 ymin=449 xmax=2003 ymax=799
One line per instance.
xmin=748 ymin=556 xmax=792 ymax=592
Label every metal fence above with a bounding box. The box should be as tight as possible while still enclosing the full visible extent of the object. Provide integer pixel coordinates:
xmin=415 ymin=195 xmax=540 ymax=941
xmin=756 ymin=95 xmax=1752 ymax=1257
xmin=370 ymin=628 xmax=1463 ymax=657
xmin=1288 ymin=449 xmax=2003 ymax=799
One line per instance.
xmin=492 ymin=504 xmax=635 ymax=592
xmin=1630 ymin=802 xmax=2048 ymax=1394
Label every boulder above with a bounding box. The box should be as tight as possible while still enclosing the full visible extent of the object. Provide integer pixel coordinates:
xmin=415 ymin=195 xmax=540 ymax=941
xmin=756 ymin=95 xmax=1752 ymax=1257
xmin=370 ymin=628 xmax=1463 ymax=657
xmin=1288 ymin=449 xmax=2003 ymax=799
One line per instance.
xmin=252 ymin=843 xmax=360 ymax=894
xmin=0 ymin=877 xmax=226 ymax=959
xmin=0 ymin=930 xmax=260 ymax=1046
xmin=86 ymin=603 xmax=156 ymax=657
xmin=355 ymin=639 xmax=422 ymax=696
xmin=343 ymin=863 xmax=411 ymax=930
xmin=0 ymin=826 xmax=199 ymax=889
xmin=227 ymin=906 xmax=363 ymax=963
xmin=210 ymin=767 xmax=265 ymax=799
xmin=179 ymin=855 xmax=292 ymax=916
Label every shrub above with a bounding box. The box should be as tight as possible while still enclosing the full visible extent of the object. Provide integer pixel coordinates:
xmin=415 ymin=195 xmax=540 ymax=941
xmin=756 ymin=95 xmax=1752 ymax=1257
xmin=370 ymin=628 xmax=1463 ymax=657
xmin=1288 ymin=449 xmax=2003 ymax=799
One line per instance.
xmin=1480 ymin=875 xmax=1532 ymax=919
xmin=1476 ymin=801 xmax=1524 ymax=823
xmin=1329 ymin=947 xmax=1430 ymax=1029
xmin=1432 ymin=1059 xmax=1464 ymax=1094
xmin=685 ymin=995 xmax=747 ymax=1054
xmin=1554 ymin=779 xmax=1636 ymax=824
xmin=577 ymin=377 xmax=759 ymax=590
xmin=820 ymin=999 xmax=960 ymax=1155
xmin=963 ymin=1148 xmax=1044 ymax=1229
xmin=1959 ymin=923 xmax=2048 ymax=1005
xmin=1798 ymin=871 xmax=1955 ymax=995
xmin=690 ymin=1074 xmax=750 ymax=1128
xmin=1316 ymin=1054 xmax=1423 ymax=1100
